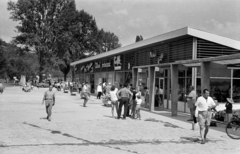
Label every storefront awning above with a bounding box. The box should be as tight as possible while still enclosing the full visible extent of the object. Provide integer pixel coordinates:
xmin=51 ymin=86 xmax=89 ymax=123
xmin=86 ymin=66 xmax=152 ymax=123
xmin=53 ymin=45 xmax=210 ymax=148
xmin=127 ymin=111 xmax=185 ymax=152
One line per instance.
xmin=175 ymin=53 xmax=240 ymax=66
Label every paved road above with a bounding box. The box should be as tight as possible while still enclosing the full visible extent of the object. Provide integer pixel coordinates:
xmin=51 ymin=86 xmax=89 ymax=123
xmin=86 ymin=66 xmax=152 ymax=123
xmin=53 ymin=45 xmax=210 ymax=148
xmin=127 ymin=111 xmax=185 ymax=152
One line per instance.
xmin=0 ymin=87 xmax=239 ymax=154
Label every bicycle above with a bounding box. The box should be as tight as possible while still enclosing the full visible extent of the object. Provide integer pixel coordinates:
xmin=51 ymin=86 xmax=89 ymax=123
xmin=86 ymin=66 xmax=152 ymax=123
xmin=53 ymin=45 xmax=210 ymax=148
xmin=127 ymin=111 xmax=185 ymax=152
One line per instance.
xmin=225 ymin=115 xmax=240 ymax=139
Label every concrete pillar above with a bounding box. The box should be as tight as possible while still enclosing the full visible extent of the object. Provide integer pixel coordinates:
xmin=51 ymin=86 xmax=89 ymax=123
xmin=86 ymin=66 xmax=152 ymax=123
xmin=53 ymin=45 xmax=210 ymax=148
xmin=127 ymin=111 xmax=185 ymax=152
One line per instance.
xmin=201 ymin=62 xmax=211 ymax=95
xmin=192 ymin=38 xmax=197 ymax=88
xmin=149 ymin=66 xmax=156 ymax=111
xmin=167 ymin=68 xmax=171 ymax=109
xmin=132 ymin=68 xmax=138 ymax=88
xmin=171 ymin=64 xmax=179 ymax=116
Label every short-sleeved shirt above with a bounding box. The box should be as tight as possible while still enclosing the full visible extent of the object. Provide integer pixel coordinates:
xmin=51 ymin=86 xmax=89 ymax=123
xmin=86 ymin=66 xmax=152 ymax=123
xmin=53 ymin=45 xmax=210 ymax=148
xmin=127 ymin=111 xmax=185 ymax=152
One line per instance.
xmin=159 ymin=88 xmax=163 ymax=95
xmin=195 ymin=96 xmax=215 ymax=111
xmin=44 ymin=90 xmax=55 ymax=100
xmin=136 ymin=98 xmax=142 ymax=105
xmin=187 ymin=90 xmax=197 ymax=108
xmin=82 ymin=85 xmax=87 ymax=92
xmin=106 ymin=85 xmax=111 ymax=94
xmin=117 ymin=87 xmax=132 ymax=98
xmin=97 ymin=85 xmax=102 ymax=92
xmin=109 ymin=88 xmax=118 ymax=101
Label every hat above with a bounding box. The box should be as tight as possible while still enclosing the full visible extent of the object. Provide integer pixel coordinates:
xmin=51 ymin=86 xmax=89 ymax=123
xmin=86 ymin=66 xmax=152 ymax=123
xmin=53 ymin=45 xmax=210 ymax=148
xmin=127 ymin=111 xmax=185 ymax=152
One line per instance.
xmin=227 ymin=98 xmax=234 ymax=104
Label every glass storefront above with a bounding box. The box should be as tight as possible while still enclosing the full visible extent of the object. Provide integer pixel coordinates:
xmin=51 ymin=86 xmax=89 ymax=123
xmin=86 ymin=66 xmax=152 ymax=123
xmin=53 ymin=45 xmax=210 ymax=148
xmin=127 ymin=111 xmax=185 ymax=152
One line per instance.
xmin=196 ymin=63 xmax=240 ymax=103
xmin=178 ymin=67 xmax=192 ymax=101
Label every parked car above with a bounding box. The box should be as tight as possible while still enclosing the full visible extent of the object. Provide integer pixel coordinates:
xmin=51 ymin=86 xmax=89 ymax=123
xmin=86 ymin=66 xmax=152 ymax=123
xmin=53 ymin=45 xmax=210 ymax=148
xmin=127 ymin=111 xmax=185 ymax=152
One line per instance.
xmin=38 ymin=82 xmax=50 ymax=88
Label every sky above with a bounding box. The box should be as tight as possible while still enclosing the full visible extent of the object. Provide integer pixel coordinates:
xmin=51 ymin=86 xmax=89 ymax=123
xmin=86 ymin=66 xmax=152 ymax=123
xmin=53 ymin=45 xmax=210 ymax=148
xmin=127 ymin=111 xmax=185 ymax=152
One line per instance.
xmin=1 ymin=0 xmax=240 ymax=47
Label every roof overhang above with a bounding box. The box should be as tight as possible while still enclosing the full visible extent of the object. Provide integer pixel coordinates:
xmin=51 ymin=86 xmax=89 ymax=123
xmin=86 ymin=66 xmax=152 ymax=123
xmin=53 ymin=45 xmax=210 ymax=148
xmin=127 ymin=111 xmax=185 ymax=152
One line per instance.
xmin=71 ymin=27 xmax=240 ymax=66
xmin=175 ymin=53 xmax=240 ymax=66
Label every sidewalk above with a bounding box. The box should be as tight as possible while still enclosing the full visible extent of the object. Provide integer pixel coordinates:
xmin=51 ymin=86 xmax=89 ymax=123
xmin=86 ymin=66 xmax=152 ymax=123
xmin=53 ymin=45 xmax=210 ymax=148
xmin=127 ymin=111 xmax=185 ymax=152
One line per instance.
xmin=0 ymin=87 xmax=240 ymax=154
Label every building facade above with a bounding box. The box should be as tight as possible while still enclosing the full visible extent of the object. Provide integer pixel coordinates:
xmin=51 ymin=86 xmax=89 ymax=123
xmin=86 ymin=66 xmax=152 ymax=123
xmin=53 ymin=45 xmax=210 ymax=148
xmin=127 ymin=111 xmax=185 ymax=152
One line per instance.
xmin=71 ymin=27 xmax=240 ymax=115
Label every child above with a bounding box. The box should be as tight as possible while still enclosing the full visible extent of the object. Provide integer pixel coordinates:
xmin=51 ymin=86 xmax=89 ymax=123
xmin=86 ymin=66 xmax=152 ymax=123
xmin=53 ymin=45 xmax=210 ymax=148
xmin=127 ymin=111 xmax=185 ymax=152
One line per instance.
xmin=136 ymin=94 xmax=142 ymax=120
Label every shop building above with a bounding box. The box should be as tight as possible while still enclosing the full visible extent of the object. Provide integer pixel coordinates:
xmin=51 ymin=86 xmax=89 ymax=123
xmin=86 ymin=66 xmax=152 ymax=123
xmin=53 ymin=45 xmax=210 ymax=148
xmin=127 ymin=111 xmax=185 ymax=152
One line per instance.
xmin=71 ymin=27 xmax=240 ymax=115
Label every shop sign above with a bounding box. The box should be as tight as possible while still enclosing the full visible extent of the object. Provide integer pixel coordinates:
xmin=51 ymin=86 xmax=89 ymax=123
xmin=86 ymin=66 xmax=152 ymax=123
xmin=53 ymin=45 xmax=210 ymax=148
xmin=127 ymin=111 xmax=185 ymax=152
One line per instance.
xmin=86 ymin=63 xmax=93 ymax=72
xmin=114 ymin=55 xmax=122 ymax=70
xmin=74 ymin=66 xmax=78 ymax=72
xmin=80 ymin=66 xmax=85 ymax=72
xmin=102 ymin=61 xmax=111 ymax=68
xmin=95 ymin=61 xmax=101 ymax=69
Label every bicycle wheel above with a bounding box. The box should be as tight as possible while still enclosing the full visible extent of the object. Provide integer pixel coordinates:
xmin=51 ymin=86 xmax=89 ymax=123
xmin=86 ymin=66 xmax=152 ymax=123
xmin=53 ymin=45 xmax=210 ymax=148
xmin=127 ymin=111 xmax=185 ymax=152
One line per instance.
xmin=225 ymin=120 xmax=240 ymax=139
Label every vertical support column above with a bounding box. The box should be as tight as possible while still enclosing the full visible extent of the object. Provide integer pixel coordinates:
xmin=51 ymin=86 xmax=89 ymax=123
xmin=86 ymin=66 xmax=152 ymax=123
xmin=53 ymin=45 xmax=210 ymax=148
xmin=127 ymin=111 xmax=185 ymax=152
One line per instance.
xmin=192 ymin=38 xmax=197 ymax=88
xmin=132 ymin=68 xmax=138 ymax=88
xmin=167 ymin=68 xmax=171 ymax=109
xmin=201 ymin=62 xmax=211 ymax=95
xmin=171 ymin=64 xmax=178 ymax=116
xmin=149 ymin=66 xmax=156 ymax=111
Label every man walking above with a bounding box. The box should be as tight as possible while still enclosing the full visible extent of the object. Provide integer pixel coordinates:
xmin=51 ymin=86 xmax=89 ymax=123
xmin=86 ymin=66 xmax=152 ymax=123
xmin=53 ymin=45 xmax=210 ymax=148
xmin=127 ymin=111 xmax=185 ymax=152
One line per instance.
xmin=116 ymin=83 xmax=133 ymax=119
xmin=42 ymin=85 xmax=55 ymax=121
xmin=195 ymin=89 xmax=216 ymax=144
xmin=186 ymin=86 xmax=197 ymax=121
xmin=82 ymin=82 xmax=90 ymax=107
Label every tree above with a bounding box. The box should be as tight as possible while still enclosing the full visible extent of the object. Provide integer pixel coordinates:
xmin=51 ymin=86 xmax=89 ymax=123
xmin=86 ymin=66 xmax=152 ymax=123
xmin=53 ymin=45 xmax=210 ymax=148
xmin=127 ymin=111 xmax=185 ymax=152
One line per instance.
xmin=8 ymin=0 xmax=73 ymax=81
xmin=0 ymin=39 xmax=39 ymax=80
xmin=51 ymin=1 xmax=99 ymax=81
xmin=96 ymin=29 xmax=121 ymax=53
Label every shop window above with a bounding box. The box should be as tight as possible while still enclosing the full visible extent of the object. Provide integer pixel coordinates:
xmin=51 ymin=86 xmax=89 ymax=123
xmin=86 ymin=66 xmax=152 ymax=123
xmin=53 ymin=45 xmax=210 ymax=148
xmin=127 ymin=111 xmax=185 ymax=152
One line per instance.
xmin=233 ymin=79 xmax=240 ymax=103
xmin=233 ymin=69 xmax=240 ymax=78
xmin=178 ymin=70 xmax=185 ymax=77
xmin=196 ymin=78 xmax=201 ymax=96
xmin=197 ymin=67 xmax=201 ymax=77
xmin=187 ymin=68 xmax=192 ymax=77
xmin=210 ymin=79 xmax=230 ymax=102
xmin=197 ymin=65 xmax=231 ymax=78
xmin=178 ymin=78 xmax=185 ymax=101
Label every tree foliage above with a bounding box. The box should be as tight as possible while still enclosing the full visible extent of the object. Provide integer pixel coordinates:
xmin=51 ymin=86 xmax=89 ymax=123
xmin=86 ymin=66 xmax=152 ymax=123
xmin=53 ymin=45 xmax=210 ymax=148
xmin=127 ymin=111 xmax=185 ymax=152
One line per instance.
xmin=7 ymin=0 xmax=72 ymax=80
xmin=96 ymin=29 xmax=121 ymax=53
xmin=0 ymin=39 xmax=39 ymax=80
xmin=8 ymin=0 xmax=122 ymax=81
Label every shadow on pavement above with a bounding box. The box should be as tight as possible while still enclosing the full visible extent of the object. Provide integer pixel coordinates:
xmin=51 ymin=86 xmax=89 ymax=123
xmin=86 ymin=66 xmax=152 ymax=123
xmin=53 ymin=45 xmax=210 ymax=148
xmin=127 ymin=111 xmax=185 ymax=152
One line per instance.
xmin=141 ymin=108 xmax=227 ymax=133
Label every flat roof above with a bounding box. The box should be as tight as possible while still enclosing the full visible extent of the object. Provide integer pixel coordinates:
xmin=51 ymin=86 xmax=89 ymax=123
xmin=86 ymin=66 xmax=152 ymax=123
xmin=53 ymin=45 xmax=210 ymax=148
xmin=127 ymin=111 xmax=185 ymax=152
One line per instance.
xmin=71 ymin=27 xmax=240 ymax=66
xmin=175 ymin=53 xmax=240 ymax=66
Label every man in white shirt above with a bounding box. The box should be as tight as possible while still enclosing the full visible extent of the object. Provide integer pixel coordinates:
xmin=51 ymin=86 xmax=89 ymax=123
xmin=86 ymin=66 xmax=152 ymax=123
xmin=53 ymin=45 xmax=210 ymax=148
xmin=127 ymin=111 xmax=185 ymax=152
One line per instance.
xmin=186 ymin=86 xmax=197 ymax=121
xmin=195 ymin=89 xmax=216 ymax=144
xmin=82 ymin=82 xmax=90 ymax=107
